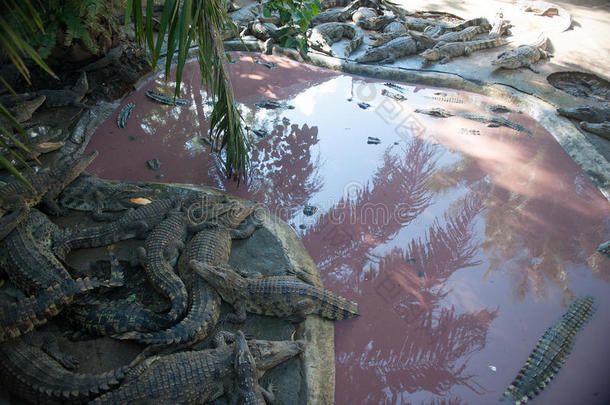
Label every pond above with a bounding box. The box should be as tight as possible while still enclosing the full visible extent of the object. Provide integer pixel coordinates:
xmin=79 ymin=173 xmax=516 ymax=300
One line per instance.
xmin=86 ymin=52 xmax=610 ymax=405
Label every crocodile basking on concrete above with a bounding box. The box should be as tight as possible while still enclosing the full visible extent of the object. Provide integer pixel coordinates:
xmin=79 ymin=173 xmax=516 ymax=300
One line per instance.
xmin=137 ymin=207 xmax=190 ymax=322
xmin=557 ymin=104 xmax=610 ymax=139
xmin=58 ymin=174 xmax=152 ymax=220
xmin=54 ymin=196 xmax=181 ymax=260
xmin=233 ymin=330 xmax=273 ymax=405
xmin=192 ymin=261 xmax=360 ymax=322
xmin=116 ymin=199 xmax=259 ymax=344
xmin=0 ymin=331 xmax=130 ymax=404
xmin=491 ymin=33 xmax=551 ymax=72
xmin=38 ymin=71 xmax=89 ymax=108
xmin=91 ymin=336 xmax=305 ymax=404
xmin=354 ymin=35 xmax=417 ymax=64
xmin=503 ymin=296 xmax=595 ymax=405
xmin=308 ymin=22 xmax=364 ymax=58
xmin=0 ymin=277 xmax=104 ymax=343
xmin=369 ymin=21 xmax=407 ymax=46
xmin=244 ymin=19 xmax=298 ymax=54
xmin=414 ymin=107 xmax=533 ymax=136
xmin=0 ymin=94 xmax=46 ymax=128
xmin=0 ymin=150 xmax=97 ymax=241
xmin=312 ymin=0 xmax=378 ymax=24
xmin=430 ymin=25 xmax=490 ymax=43
xmin=421 ymin=37 xmax=507 ymax=64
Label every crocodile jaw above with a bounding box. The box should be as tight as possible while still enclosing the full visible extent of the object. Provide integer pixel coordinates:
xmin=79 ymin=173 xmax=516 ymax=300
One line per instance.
xmin=249 ymin=339 xmax=306 ymax=371
xmin=420 ymin=49 xmax=440 ymax=61
xmin=491 ymin=54 xmax=523 ymax=69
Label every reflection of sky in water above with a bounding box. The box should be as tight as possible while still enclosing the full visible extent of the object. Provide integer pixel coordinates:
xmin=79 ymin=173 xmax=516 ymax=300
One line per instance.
xmin=86 ymin=54 xmax=610 ymax=405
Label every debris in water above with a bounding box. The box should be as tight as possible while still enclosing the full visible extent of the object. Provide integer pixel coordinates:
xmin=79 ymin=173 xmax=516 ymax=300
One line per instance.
xmin=358 ymin=102 xmax=371 ymax=109
xmin=489 ymin=365 xmax=497 ymax=372
xmin=146 ymin=158 xmax=161 ymax=171
xmin=303 ymin=205 xmax=318 ymax=216
xmin=384 ymin=82 xmax=405 ymax=92
xmin=381 ymin=88 xmax=407 ymax=101
xmin=367 ymin=136 xmax=381 ymax=144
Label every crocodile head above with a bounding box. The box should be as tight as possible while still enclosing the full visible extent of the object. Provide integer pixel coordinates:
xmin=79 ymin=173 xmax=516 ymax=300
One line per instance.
xmin=491 ymin=51 xmax=523 ymax=69
xmin=190 ymin=261 xmax=246 ymax=302
xmin=217 ymin=200 xmax=261 ymax=229
xmin=248 ymin=338 xmax=305 ymax=371
xmin=419 ymin=48 xmax=441 ymax=61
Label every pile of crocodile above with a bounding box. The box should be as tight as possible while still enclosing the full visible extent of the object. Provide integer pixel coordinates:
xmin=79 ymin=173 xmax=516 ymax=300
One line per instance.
xmin=0 ymin=154 xmax=359 ymax=404
xmin=229 ymin=0 xmax=557 ymax=70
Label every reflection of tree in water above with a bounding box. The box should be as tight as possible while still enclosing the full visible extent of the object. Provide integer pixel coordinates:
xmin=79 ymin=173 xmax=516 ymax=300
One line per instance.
xmin=301 ymin=137 xmax=497 ymax=403
xmin=428 ymin=149 xmax=608 ymax=303
xmin=336 ymin=190 xmax=497 ymax=404
xmin=216 ymin=118 xmax=323 ymax=223
xmin=303 ymin=137 xmax=437 ymax=295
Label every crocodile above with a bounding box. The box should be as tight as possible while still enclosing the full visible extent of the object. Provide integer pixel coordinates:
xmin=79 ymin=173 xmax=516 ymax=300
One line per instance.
xmin=0 ymin=150 xmax=98 ymax=240
xmin=598 ymin=241 xmax=610 ymax=258
xmin=244 ymin=20 xmax=298 ymax=54
xmin=38 ymin=71 xmax=89 ymax=108
xmin=351 ymin=7 xmax=377 ymax=24
xmin=91 ymin=337 xmax=305 ymax=404
xmin=0 ymin=277 xmax=104 ymax=343
xmin=308 ymin=22 xmax=364 ymax=58
xmin=80 ymin=44 xmax=129 ymax=72
xmin=355 ymin=14 xmax=396 ymax=31
xmin=233 ymin=330 xmax=273 ymax=405
xmin=489 ymin=10 xmax=512 ymax=38
xmin=54 ymin=196 xmax=181 ymax=261
xmin=414 ymin=107 xmax=533 ymax=136
xmin=0 ymin=331 xmax=129 ymax=404
xmin=117 ymin=102 xmax=135 ymax=129
xmin=137 ymin=208 xmax=190 ymax=322
xmin=521 ymin=1 xmax=572 ymax=32
xmin=421 ymin=37 xmax=507 ymax=64
xmin=354 ymin=35 xmax=417 ymax=64
xmin=491 ymin=33 xmax=550 ymax=72
xmin=312 ymin=0 xmax=378 ymax=24
xmin=0 ymin=95 xmax=46 ymax=128
xmin=432 ymin=25 xmax=490 ymax=43
xmin=57 ymin=174 xmax=152 ymax=219
xmin=369 ymin=21 xmax=407 ymax=46
xmin=503 ymin=296 xmax=595 ymax=405
xmin=192 ymin=261 xmax=360 ymax=322
xmin=116 ymin=199 xmax=259 ymax=344
xmin=579 ymin=121 xmax=610 ymax=139
xmin=557 ymin=104 xmax=610 ymax=123
xmin=254 ymin=100 xmax=295 ymax=110
xmin=145 ymin=89 xmax=189 ymax=106
xmin=0 ymin=209 xmax=72 ymax=295
xmin=426 ymin=17 xmax=491 ymax=36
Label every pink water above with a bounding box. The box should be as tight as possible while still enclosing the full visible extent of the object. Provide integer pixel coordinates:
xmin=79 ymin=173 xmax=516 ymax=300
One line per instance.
xmin=86 ymin=53 xmax=610 ymax=405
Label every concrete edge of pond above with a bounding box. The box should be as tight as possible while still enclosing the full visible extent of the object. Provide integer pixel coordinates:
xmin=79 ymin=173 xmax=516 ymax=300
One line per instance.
xmin=141 ymin=182 xmax=336 ymax=405
xmin=220 ymin=39 xmax=610 ymax=202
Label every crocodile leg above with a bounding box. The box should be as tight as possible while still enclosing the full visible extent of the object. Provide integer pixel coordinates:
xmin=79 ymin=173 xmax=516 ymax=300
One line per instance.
xmin=227 ymin=302 xmax=248 ymax=323
xmin=0 ymin=205 xmax=29 ymax=241
xmin=527 ymin=64 xmax=540 ymax=73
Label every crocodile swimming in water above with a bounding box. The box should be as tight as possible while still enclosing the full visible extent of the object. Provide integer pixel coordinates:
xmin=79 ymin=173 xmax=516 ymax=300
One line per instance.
xmin=414 ymin=107 xmax=533 ymax=136
xmin=503 ymin=296 xmax=596 ymax=405
xmin=192 ymin=261 xmax=360 ymax=323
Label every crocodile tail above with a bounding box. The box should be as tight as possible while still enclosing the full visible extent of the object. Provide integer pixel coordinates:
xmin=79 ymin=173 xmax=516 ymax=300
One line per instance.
xmin=318 ymin=290 xmax=360 ymax=320
xmin=532 ymin=31 xmax=548 ymax=49
xmin=0 ymin=338 xmax=129 ymax=403
xmin=114 ymin=278 xmax=221 ymax=345
xmin=0 ymin=277 xmax=102 ymax=343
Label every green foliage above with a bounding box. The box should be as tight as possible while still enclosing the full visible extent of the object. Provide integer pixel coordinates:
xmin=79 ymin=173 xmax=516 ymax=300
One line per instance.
xmin=263 ymin=0 xmax=320 ymax=53
xmin=7 ymin=0 xmax=119 ymax=59
xmin=0 ymin=0 xmax=60 ymax=187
